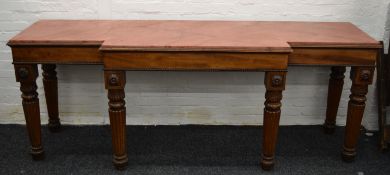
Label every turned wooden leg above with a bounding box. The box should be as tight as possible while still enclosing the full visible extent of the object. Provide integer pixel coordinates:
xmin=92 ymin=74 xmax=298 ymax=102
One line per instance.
xmin=324 ymin=66 xmax=346 ymax=134
xmin=342 ymin=66 xmax=374 ymax=162
xmin=261 ymin=71 xmax=286 ymax=170
xmin=14 ymin=64 xmax=44 ymax=160
xmin=105 ymin=71 xmax=128 ymax=170
xmin=42 ymin=64 xmax=61 ymax=132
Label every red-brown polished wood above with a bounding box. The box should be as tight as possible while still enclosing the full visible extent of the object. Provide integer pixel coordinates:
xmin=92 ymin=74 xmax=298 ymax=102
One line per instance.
xmin=103 ymin=51 xmax=288 ymax=71
xmin=103 ymin=21 xmax=380 ymax=51
xmin=288 ymin=48 xmax=377 ymax=66
xmin=11 ymin=46 xmax=102 ymax=64
xmin=8 ymin=20 xmax=111 ymax=46
xmin=42 ymin=64 xmax=61 ymax=132
xmin=102 ymin=50 xmax=289 ymax=170
xmin=324 ymin=66 xmax=346 ymax=134
xmin=7 ymin=20 xmax=380 ymax=171
xmin=262 ymin=71 xmax=286 ymax=170
xmin=8 ymin=20 xmax=380 ymax=52
xmin=104 ymin=71 xmax=128 ymax=170
xmin=14 ymin=64 xmax=44 ymax=160
xmin=343 ymin=66 xmax=374 ymax=161
xmin=8 ymin=20 xmax=380 ymax=66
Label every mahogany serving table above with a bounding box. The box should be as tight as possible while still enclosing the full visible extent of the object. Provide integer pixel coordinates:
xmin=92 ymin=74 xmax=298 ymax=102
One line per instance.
xmin=7 ymin=20 xmax=380 ymax=170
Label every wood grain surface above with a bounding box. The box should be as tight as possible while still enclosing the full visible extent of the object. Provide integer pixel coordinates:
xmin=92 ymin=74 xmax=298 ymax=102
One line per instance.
xmin=8 ymin=20 xmax=380 ymax=52
xmin=103 ymin=51 xmax=288 ymax=70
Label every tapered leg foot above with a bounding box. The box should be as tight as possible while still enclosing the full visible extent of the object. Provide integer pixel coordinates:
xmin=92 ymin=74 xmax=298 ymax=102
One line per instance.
xmin=105 ymin=71 xmax=128 ymax=170
xmin=261 ymin=155 xmax=275 ymax=170
xmin=113 ymin=154 xmax=129 ymax=170
xmin=342 ymin=147 xmax=356 ymax=162
xmin=42 ymin=64 xmax=61 ymax=133
xmin=48 ymin=120 xmax=61 ymax=133
xmin=14 ymin=64 xmax=45 ymax=161
xmin=323 ymin=66 xmax=346 ymax=134
xmin=342 ymin=66 xmax=374 ymax=162
xmin=261 ymin=71 xmax=286 ymax=171
xmin=323 ymin=124 xmax=335 ymax=134
xmin=31 ymin=146 xmax=45 ymax=160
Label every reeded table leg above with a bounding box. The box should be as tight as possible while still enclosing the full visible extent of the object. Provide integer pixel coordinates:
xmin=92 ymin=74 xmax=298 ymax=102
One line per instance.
xmin=105 ymin=71 xmax=128 ymax=170
xmin=14 ymin=64 xmax=44 ymax=160
xmin=324 ymin=66 xmax=346 ymax=134
xmin=342 ymin=66 xmax=374 ymax=162
xmin=261 ymin=71 xmax=286 ymax=170
xmin=42 ymin=64 xmax=61 ymax=132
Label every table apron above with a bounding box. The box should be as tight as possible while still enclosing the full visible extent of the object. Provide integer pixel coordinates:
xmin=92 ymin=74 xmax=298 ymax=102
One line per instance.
xmin=11 ymin=46 xmax=102 ymax=64
xmin=11 ymin=47 xmax=378 ymax=67
xmin=103 ymin=51 xmax=288 ymax=71
xmin=288 ymin=48 xmax=377 ymax=66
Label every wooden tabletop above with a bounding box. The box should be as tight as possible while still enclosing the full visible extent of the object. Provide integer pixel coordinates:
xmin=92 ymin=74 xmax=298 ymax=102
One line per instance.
xmin=8 ymin=20 xmax=380 ymax=52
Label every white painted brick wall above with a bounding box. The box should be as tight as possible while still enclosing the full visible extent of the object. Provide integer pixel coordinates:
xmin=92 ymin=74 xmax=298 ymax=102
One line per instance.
xmin=0 ymin=0 xmax=389 ymax=130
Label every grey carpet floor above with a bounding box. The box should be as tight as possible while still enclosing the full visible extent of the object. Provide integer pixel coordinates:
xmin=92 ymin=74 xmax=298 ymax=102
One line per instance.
xmin=0 ymin=125 xmax=389 ymax=175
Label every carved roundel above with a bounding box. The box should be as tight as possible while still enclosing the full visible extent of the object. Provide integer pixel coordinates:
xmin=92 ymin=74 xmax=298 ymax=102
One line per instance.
xmin=18 ymin=67 xmax=29 ymax=79
xmin=271 ymin=75 xmax=283 ymax=86
xmin=109 ymin=74 xmax=119 ymax=86
xmin=359 ymin=69 xmax=371 ymax=81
